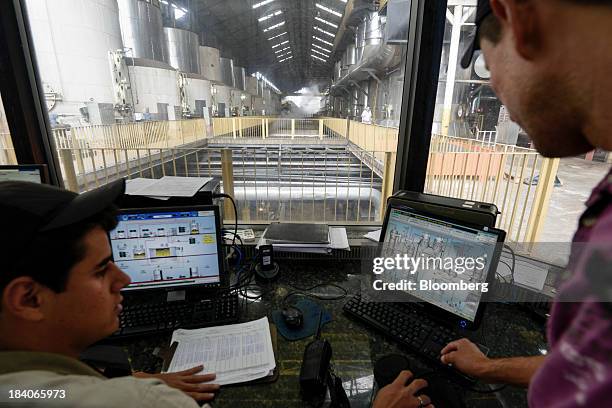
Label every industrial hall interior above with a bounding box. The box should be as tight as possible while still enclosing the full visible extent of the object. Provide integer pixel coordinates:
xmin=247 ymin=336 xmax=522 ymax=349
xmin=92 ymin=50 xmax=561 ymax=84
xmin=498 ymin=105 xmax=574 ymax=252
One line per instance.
xmin=2 ymin=0 xmax=609 ymax=252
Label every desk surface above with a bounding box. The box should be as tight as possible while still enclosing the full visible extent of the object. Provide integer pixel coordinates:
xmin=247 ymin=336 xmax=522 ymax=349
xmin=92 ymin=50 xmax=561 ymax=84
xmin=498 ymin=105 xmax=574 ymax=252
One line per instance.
xmin=121 ymin=259 xmax=547 ymax=408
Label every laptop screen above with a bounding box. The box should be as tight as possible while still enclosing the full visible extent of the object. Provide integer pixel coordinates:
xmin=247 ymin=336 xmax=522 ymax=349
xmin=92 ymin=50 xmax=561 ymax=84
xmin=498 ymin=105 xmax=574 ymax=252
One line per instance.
xmin=109 ymin=207 xmax=224 ymax=291
xmin=382 ymin=206 xmax=502 ymax=323
xmin=0 ymin=165 xmax=43 ymax=183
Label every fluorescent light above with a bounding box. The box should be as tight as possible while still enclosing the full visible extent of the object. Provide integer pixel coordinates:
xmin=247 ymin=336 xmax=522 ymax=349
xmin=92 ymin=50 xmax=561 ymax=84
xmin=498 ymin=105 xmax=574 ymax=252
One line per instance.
xmin=312 ymin=35 xmax=333 ymax=47
xmin=315 ymin=16 xmax=338 ymax=28
xmin=315 ymin=3 xmax=342 ymax=18
xmin=276 ymin=51 xmax=292 ymax=59
xmin=312 ymin=43 xmax=332 ymax=53
xmin=253 ymin=0 xmax=274 ymax=9
xmin=278 ymin=56 xmax=293 ymax=63
xmin=263 ymin=21 xmax=285 ymax=32
xmin=275 ymin=46 xmax=290 ymax=53
xmin=267 ymin=31 xmax=287 ymax=41
xmin=311 ymin=48 xmax=330 ymax=58
xmin=258 ymin=10 xmax=282 ymax=22
xmin=161 ymin=0 xmax=168 ymax=4
xmin=314 ymin=26 xmax=335 ymax=38
xmin=271 ymin=40 xmax=289 ymax=48
xmin=340 ymin=0 xmax=347 ymax=3
xmin=311 ymin=54 xmax=327 ymax=62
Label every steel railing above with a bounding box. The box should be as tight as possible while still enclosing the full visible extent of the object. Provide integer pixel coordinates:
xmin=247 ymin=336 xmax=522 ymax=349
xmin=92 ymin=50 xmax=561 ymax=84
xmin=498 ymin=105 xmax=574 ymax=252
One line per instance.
xmin=425 ymin=133 xmax=560 ymax=242
xmin=38 ymin=117 xmax=557 ymax=242
xmin=1 ymin=131 xmax=17 ymax=165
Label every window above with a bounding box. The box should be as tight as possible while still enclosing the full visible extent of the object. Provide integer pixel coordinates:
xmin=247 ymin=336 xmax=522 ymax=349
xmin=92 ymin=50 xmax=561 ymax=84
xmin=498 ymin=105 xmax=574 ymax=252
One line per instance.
xmin=425 ymin=2 xmax=611 ymax=262
xmin=0 ymin=94 xmax=16 ymax=165
xmin=23 ymin=0 xmax=410 ymax=224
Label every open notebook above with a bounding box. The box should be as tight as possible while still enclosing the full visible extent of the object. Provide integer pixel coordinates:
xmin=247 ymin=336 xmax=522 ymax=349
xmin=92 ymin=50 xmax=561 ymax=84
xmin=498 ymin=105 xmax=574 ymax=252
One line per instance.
xmin=165 ymin=317 xmax=276 ymax=385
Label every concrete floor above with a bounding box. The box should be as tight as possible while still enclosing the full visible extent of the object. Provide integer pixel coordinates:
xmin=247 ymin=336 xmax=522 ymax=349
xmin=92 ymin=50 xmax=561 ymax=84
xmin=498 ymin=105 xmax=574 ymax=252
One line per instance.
xmin=533 ymin=157 xmax=610 ymax=264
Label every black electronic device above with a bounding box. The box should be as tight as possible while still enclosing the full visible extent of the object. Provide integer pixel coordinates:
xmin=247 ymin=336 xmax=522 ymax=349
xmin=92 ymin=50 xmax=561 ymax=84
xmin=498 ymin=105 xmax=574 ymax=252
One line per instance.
xmin=299 ymin=312 xmax=332 ymax=405
xmin=344 ymin=295 xmax=474 ymax=387
xmin=255 ymin=245 xmax=280 ymax=282
xmin=387 ymin=191 xmax=499 ymax=228
xmin=117 ymin=179 xmax=220 ymax=209
xmin=281 ymin=306 xmax=304 ymax=329
xmin=373 ymin=354 xmax=465 ymax=408
xmin=107 ymin=205 xmax=236 ymax=338
xmin=260 ymin=244 xmax=275 ymax=271
xmin=0 ymin=164 xmax=47 ymax=184
xmin=111 ymin=291 xmax=239 ymax=338
xmin=377 ymin=204 xmax=506 ymax=330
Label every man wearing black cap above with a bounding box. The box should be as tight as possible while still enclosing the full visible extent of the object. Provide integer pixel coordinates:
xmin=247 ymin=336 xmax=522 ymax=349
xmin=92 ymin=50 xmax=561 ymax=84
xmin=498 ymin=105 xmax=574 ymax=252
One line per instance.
xmin=439 ymin=0 xmax=612 ymax=407
xmin=0 ymin=180 xmax=219 ymax=407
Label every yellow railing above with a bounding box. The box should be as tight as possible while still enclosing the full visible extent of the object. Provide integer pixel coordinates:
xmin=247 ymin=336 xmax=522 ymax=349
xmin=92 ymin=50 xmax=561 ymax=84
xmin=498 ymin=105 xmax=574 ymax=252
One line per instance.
xmin=24 ymin=116 xmax=558 ymax=242
xmin=425 ymin=133 xmax=560 ymax=243
xmin=1 ymin=131 xmax=17 ymax=165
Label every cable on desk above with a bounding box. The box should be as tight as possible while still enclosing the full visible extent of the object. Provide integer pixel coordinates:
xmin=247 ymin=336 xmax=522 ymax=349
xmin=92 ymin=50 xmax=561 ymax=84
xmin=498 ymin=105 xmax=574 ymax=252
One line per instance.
xmin=213 ymin=193 xmax=238 ymax=247
xmin=283 ymin=283 xmax=348 ymax=303
xmin=502 ymin=244 xmax=516 ymax=283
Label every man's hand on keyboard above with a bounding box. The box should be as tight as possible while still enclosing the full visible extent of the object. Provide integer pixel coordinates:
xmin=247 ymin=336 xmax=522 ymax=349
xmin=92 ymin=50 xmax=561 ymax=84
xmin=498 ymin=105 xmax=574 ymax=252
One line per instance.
xmin=134 ymin=365 xmax=220 ymax=401
xmin=440 ymin=338 xmax=490 ymax=378
xmin=373 ymin=370 xmax=433 ymax=408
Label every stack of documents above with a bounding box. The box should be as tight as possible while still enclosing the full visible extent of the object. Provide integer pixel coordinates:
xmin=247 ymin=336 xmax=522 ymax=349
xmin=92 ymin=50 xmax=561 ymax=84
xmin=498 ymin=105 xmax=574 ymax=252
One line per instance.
xmin=257 ymin=223 xmax=350 ymax=254
xmin=125 ymin=176 xmax=212 ymax=199
xmin=166 ymin=317 xmax=276 ymax=385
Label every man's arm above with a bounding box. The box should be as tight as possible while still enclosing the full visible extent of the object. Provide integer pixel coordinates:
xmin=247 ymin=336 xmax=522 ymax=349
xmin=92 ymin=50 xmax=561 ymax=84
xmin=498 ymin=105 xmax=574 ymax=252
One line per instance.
xmin=440 ymin=338 xmax=546 ymax=387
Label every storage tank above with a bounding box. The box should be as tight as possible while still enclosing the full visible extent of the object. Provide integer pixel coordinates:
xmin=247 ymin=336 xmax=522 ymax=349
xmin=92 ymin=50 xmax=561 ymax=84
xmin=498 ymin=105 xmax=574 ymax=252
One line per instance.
xmin=163 ymin=27 xmax=200 ymax=74
xmin=127 ymin=59 xmax=179 ymax=120
xmin=214 ymin=85 xmax=231 ymax=117
xmin=219 ymin=58 xmax=235 ymax=88
xmin=246 ymin=77 xmax=258 ymax=95
xmin=233 ymin=66 xmax=246 ymax=91
xmin=117 ymin=0 xmax=168 ymax=63
xmin=185 ymin=75 xmax=212 ymax=117
xmin=24 ymin=0 xmax=124 ymax=123
xmin=344 ymin=44 xmax=357 ymax=71
xmin=199 ymin=46 xmax=222 ymax=82
xmin=355 ymin=19 xmax=366 ymax=62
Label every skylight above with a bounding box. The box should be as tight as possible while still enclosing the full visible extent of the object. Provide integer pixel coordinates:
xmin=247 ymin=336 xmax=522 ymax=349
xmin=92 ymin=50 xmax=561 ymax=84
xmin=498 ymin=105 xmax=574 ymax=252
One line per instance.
xmin=267 ymin=31 xmax=287 ymax=41
xmin=271 ymin=40 xmax=289 ymax=48
xmin=253 ymin=0 xmax=274 ymax=9
xmin=311 ymin=48 xmax=330 ymax=58
xmin=314 ymin=26 xmax=335 ymax=38
xmin=311 ymin=54 xmax=327 ymax=62
xmin=258 ymin=10 xmax=282 ymax=22
xmin=312 ymin=35 xmax=333 ymax=47
xmin=278 ymin=56 xmax=293 ymax=63
xmin=315 ymin=3 xmax=342 ymax=18
xmin=263 ymin=21 xmax=285 ymax=32
xmin=312 ymin=43 xmax=332 ymax=53
xmin=315 ymin=17 xmax=338 ymax=28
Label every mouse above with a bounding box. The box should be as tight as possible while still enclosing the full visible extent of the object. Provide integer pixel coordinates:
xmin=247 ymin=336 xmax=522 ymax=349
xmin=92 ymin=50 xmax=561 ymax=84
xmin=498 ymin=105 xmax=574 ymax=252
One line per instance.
xmin=281 ymin=306 xmax=304 ymax=329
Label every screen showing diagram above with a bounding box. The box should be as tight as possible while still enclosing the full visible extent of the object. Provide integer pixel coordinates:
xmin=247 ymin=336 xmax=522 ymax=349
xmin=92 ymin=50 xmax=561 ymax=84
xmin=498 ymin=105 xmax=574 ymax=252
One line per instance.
xmin=109 ymin=210 xmax=221 ymax=290
xmin=383 ymin=208 xmax=500 ymax=321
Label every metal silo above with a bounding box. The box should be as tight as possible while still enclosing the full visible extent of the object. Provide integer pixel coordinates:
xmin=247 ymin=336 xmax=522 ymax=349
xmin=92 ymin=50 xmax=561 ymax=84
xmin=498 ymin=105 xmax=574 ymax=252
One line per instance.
xmin=25 ymin=0 xmax=124 ymax=124
xmin=219 ymin=58 xmax=235 ymax=88
xmin=117 ymin=0 xmax=168 ymax=63
xmin=199 ymin=46 xmax=222 ymax=82
xmin=163 ymin=27 xmax=200 ymax=74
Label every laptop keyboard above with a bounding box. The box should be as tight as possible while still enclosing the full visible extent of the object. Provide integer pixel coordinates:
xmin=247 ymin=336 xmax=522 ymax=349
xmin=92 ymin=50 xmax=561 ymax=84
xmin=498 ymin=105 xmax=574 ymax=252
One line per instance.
xmin=343 ymin=294 xmax=476 ymax=385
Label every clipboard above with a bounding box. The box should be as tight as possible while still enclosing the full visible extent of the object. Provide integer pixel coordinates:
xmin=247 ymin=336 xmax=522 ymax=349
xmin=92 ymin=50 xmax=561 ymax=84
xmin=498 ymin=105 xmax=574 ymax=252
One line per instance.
xmin=162 ymin=323 xmax=279 ymax=385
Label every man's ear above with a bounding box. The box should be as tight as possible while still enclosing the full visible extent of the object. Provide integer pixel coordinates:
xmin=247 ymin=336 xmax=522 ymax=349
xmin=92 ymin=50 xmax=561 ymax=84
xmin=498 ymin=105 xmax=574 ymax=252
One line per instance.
xmin=490 ymin=0 xmax=541 ymax=61
xmin=2 ymin=277 xmax=48 ymax=322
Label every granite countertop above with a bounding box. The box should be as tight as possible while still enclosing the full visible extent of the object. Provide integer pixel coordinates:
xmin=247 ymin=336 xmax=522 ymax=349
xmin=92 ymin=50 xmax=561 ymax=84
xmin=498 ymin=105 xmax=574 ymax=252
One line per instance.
xmin=122 ymin=258 xmax=548 ymax=408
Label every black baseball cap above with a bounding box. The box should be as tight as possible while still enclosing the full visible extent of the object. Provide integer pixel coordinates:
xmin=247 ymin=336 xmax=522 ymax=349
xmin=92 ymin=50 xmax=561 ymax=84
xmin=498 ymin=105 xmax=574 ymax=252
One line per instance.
xmin=460 ymin=0 xmax=493 ymax=69
xmin=0 ymin=178 xmax=125 ymax=234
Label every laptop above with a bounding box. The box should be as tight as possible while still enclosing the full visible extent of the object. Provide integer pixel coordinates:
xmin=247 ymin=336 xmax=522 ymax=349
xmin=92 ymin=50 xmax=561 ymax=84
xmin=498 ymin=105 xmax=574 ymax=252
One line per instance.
xmin=107 ymin=205 xmax=237 ymax=337
xmin=377 ymin=204 xmax=506 ymax=330
xmin=0 ymin=164 xmax=47 ymax=184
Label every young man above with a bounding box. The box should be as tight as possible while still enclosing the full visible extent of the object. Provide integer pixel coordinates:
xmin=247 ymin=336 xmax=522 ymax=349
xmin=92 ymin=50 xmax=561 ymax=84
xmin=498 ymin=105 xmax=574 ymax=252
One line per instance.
xmin=0 ymin=180 xmax=219 ymax=407
xmin=0 ymin=179 xmax=429 ymax=408
xmin=440 ymin=0 xmax=612 ymax=406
